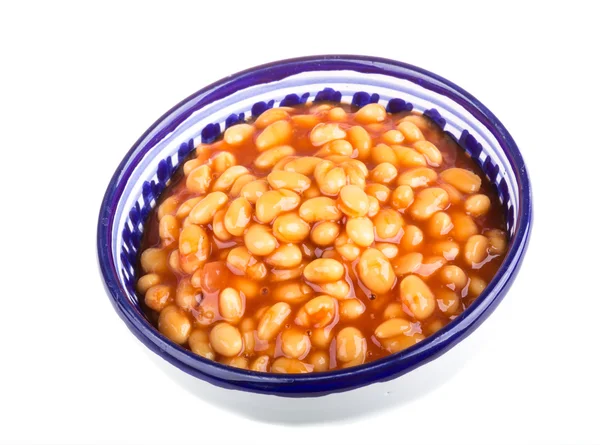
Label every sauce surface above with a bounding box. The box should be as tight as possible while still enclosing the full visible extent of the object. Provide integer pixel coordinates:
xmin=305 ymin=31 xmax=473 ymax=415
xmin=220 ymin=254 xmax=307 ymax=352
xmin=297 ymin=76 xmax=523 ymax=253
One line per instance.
xmin=136 ymin=102 xmax=507 ymax=373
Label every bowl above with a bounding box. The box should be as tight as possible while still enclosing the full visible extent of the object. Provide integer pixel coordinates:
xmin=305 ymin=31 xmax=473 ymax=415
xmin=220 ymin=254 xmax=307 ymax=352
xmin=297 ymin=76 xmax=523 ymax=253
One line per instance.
xmin=97 ymin=55 xmax=532 ymax=399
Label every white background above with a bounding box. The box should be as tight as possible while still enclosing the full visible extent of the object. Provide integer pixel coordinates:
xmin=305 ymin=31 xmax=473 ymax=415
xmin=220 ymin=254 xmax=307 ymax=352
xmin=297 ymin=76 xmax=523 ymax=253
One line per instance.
xmin=1 ymin=1 xmax=599 ymax=444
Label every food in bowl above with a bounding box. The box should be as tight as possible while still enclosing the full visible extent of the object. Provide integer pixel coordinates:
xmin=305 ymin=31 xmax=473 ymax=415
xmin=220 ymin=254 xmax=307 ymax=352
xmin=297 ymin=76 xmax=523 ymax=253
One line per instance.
xmin=136 ymin=102 xmax=508 ymax=373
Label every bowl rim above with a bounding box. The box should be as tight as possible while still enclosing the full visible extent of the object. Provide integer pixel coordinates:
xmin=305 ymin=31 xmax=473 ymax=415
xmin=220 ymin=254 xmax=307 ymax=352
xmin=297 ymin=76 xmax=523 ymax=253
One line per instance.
xmin=97 ymin=54 xmax=532 ymax=396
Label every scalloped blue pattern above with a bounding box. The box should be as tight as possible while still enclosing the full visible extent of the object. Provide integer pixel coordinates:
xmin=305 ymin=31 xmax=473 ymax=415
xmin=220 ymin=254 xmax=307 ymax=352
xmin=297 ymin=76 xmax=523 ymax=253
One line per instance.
xmin=119 ymin=93 xmax=516 ymax=302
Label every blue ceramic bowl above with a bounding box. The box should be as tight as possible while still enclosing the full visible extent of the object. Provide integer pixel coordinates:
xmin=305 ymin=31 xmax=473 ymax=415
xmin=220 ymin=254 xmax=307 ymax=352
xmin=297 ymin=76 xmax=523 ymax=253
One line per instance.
xmin=97 ymin=55 xmax=532 ymax=398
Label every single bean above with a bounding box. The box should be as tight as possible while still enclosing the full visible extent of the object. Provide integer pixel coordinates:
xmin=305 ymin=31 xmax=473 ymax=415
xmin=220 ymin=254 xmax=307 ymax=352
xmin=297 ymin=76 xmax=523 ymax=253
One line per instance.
xmin=158 ymin=214 xmax=179 ymax=247
xmin=465 ymin=194 xmax=491 ymax=217
xmin=177 ymin=199 xmax=202 ymax=222
xmin=209 ymin=322 xmax=243 ymax=357
xmin=299 ymin=197 xmax=342 ymax=223
xmin=318 ymin=279 xmax=351 ymax=300
xmin=391 ymin=185 xmax=414 ymax=211
xmin=409 ymin=187 xmax=449 ymax=221
xmin=269 ymin=261 xmax=307 ymax=282
xmin=365 ymin=183 xmax=391 ymax=204
xmin=400 ymin=225 xmax=424 ymax=251
xmin=397 ymin=121 xmax=424 ymax=142
xmin=257 ymin=302 xmax=292 ymax=341
xmin=370 ymin=162 xmax=398 ymax=184
xmin=281 ymin=328 xmax=311 ymax=359
xmin=211 ymin=152 xmax=237 ymax=173
xmin=221 ymin=357 xmax=249 ymax=369
xmin=272 ymin=280 xmax=314 ymax=304
xmin=464 ymin=234 xmax=489 ymax=267
xmin=137 ymin=273 xmax=160 ymax=295
xmin=256 ymin=120 xmax=293 ymax=151
xmin=157 ymin=196 xmax=180 ymax=220
xmin=440 ymin=182 xmax=464 ymax=205
xmin=291 ymin=114 xmax=320 ymax=128
xmin=188 ymin=329 xmax=215 ymax=360
xmin=358 ymin=248 xmax=395 ymax=295
xmin=254 ymin=145 xmax=296 ymax=169
xmin=383 ymin=302 xmax=405 ymax=320
xmin=213 ymin=165 xmax=249 ymax=192
xmin=224 ymin=123 xmax=254 ymax=146
xmin=415 ymin=256 xmax=446 ymax=277
xmin=375 ymin=242 xmax=399 ymax=259
xmin=179 ymin=224 xmax=209 ymax=260
xmin=337 ymin=185 xmax=369 ymax=218
xmin=400 ymin=275 xmax=435 ymax=320
xmin=295 ymin=295 xmax=338 ymax=328
xmin=255 ymin=189 xmax=301 ymax=223
xmin=174 ymin=277 xmax=196 ymax=310
xmin=244 ymin=224 xmax=277 ymax=256
xmin=186 ymin=164 xmax=212 ymax=194
xmin=485 ymin=229 xmax=508 ymax=255
xmin=393 ymin=252 xmax=423 ymax=276
xmin=397 ymin=167 xmax=438 ymax=188
xmin=266 ymin=244 xmax=303 ymax=268
xmin=224 ymin=197 xmax=252 ymax=237
xmin=158 ymin=305 xmax=192 ymax=344
xmin=250 ymin=355 xmax=270 ymax=372
xmin=145 ymin=284 xmax=173 ymax=312
xmin=271 ymin=357 xmax=313 ymax=374
xmin=392 ymin=145 xmax=427 ymax=167
xmin=346 ymin=217 xmax=375 ymax=247
xmin=140 ymin=247 xmax=169 ymax=274
xmin=428 ymin=211 xmax=453 ymax=238
xmin=310 ymin=122 xmax=347 ymax=146
xmin=374 ymin=318 xmax=413 ymax=339
xmin=218 ymin=288 xmax=244 ymax=323
xmin=468 ymin=275 xmax=487 ymax=297
xmin=372 ymin=143 xmax=397 ymax=165
xmin=310 ymin=221 xmax=340 ymax=247
xmin=413 ymin=140 xmax=442 ymax=166
xmin=334 ymin=233 xmax=362 ymax=261
xmin=308 ymin=351 xmax=330 ymax=372
xmin=267 ymin=171 xmax=311 ymax=193
xmin=367 ymin=196 xmax=380 ymax=217
xmin=398 ymin=114 xmax=431 ymax=130
xmin=440 ymin=168 xmax=482 ymax=193
xmin=339 ymin=298 xmax=366 ymax=321
xmin=272 ymin=212 xmax=311 ymax=243
xmin=373 ymin=208 xmax=404 ymax=240
xmin=328 ymin=106 xmax=347 ymax=121
xmin=310 ymin=327 xmax=333 ymax=349
xmin=230 ymin=173 xmax=257 ymax=197
xmin=382 ymin=129 xmax=405 ymax=145
xmin=432 ymin=240 xmax=460 ymax=261
xmin=347 ymin=125 xmax=372 ymax=160
xmin=314 ymin=160 xmax=346 ymax=196
xmin=316 ymin=139 xmax=354 ymax=157
xmin=188 ymin=192 xmax=228 ymax=224
xmin=255 ymin=108 xmax=289 ymax=129
xmin=247 ymin=263 xmax=267 ymax=281
xmin=336 ymin=327 xmax=366 ymax=363
xmin=450 ymin=212 xmax=478 ymax=241
xmin=424 ymin=320 xmax=446 ymax=336
xmin=439 ymin=265 xmax=468 ymax=290
xmin=303 ymin=259 xmax=345 ymax=283
xmin=226 ymin=246 xmax=257 ymax=275
xmin=381 ymin=333 xmax=424 ymax=353
xmin=283 ymin=156 xmax=322 ymax=175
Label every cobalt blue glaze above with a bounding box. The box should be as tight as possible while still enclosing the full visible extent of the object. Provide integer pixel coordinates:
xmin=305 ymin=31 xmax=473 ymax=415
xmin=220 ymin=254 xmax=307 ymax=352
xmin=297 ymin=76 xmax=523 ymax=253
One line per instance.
xmin=97 ymin=55 xmax=532 ymax=398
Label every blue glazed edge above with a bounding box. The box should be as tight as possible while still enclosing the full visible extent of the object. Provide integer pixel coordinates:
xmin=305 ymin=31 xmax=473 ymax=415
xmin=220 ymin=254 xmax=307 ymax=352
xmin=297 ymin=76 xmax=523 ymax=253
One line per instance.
xmin=97 ymin=55 xmax=532 ymax=397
